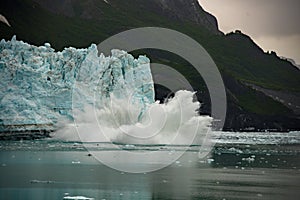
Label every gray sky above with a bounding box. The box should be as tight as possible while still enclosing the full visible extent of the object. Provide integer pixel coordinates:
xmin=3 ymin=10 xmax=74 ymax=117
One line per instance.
xmin=199 ymin=0 xmax=300 ymax=64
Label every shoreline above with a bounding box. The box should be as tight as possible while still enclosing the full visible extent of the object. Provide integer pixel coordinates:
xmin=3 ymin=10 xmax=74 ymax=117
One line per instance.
xmin=0 ymin=129 xmax=299 ymax=141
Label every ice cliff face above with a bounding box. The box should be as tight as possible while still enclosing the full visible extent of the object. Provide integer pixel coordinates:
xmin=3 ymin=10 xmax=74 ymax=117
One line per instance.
xmin=0 ymin=36 xmax=154 ymax=132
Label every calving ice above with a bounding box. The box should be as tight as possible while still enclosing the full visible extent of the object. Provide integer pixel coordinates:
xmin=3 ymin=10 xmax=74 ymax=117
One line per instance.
xmin=0 ymin=36 xmax=211 ymax=144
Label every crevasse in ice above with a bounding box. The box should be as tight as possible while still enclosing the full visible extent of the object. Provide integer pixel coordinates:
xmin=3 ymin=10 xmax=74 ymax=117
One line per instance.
xmin=0 ymin=36 xmax=154 ymax=131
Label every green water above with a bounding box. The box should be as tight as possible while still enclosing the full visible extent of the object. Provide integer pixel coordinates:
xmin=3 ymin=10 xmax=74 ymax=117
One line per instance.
xmin=0 ymin=141 xmax=299 ymax=200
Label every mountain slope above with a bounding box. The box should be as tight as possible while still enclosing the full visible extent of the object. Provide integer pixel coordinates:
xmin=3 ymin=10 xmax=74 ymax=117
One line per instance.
xmin=0 ymin=0 xmax=300 ymax=131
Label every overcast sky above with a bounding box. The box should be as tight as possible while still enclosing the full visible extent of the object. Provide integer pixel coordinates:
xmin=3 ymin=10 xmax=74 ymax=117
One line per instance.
xmin=199 ymin=0 xmax=300 ymax=64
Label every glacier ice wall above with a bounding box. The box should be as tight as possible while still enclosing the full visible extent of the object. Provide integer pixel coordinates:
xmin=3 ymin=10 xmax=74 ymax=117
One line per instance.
xmin=0 ymin=36 xmax=154 ymax=132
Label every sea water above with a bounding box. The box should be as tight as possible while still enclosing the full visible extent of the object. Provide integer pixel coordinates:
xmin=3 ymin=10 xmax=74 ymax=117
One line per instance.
xmin=0 ymin=131 xmax=299 ymax=200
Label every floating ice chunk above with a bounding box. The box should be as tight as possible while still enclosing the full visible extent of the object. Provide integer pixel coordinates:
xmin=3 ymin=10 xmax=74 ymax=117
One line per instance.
xmin=63 ymin=196 xmax=94 ymax=200
xmin=30 ymin=180 xmax=54 ymax=184
xmin=228 ymin=147 xmax=243 ymax=154
xmin=242 ymin=157 xmax=255 ymax=163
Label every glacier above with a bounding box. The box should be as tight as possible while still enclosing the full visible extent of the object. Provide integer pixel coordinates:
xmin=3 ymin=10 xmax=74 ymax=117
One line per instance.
xmin=0 ymin=36 xmax=154 ymax=133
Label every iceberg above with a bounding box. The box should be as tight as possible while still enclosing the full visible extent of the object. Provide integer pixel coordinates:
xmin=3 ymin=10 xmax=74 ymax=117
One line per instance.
xmin=0 ymin=36 xmax=154 ymax=133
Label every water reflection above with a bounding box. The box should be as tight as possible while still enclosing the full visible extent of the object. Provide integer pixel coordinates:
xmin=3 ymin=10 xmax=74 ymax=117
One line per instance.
xmin=0 ymin=141 xmax=299 ymax=200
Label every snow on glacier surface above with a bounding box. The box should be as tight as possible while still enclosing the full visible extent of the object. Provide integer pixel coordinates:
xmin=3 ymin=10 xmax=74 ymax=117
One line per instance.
xmin=0 ymin=36 xmax=154 ymax=131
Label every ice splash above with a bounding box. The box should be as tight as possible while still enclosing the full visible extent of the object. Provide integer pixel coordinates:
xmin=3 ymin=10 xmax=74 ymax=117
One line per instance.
xmin=54 ymin=90 xmax=212 ymax=144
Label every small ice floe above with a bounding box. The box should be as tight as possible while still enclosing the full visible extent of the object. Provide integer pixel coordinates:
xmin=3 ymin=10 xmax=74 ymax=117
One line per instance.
xmin=63 ymin=196 xmax=94 ymax=200
xmin=207 ymin=158 xmax=214 ymax=164
xmin=168 ymin=150 xmax=175 ymax=155
xmin=124 ymin=144 xmax=135 ymax=149
xmin=72 ymin=143 xmax=81 ymax=147
xmin=228 ymin=147 xmax=243 ymax=154
xmin=30 ymin=180 xmax=54 ymax=184
xmin=199 ymin=160 xmax=206 ymax=164
xmin=242 ymin=157 xmax=255 ymax=163
xmin=48 ymin=144 xmax=56 ymax=148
